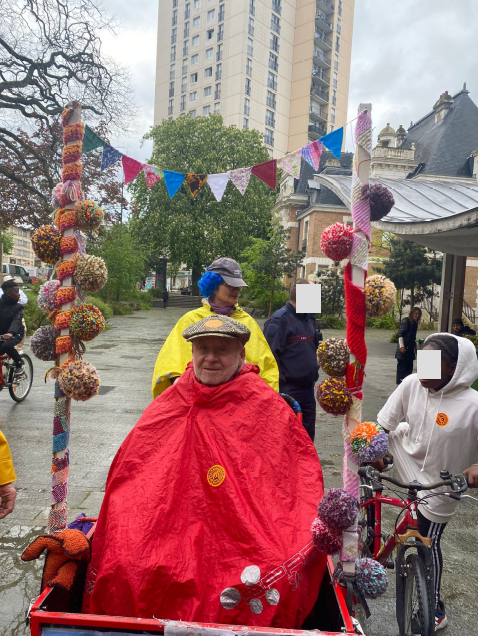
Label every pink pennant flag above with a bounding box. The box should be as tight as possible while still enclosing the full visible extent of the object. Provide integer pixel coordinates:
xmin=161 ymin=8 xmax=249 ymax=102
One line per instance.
xmin=277 ymin=150 xmax=302 ymax=178
xmin=230 ymin=166 xmax=252 ymax=196
xmin=301 ymin=140 xmax=323 ymax=171
xmin=143 ymin=165 xmax=163 ymax=190
xmin=122 ymin=156 xmax=145 ymax=185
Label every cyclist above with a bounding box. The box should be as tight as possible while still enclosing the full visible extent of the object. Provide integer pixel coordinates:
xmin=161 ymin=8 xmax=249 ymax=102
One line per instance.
xmin=0 ymin=280 xmax=26 ymax=374
xmin=376 ymin=333 xmax=478 ymax=630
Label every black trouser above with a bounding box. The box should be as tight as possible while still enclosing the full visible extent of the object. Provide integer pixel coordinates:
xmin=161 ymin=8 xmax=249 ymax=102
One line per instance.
xmin=163 ymin=300 xmax=168 ymax=309
xmin=280 ymin=382 xmax=316 ymax=442
xmin=396 ymin=357 xmax=414 ymax=384
xmin=417 ymin=509 xmax=447 ymax=608
xmin=0 ymin=335 xmax=23 ymax=365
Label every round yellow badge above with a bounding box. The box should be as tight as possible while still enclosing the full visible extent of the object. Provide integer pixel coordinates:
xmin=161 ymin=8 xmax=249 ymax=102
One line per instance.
xmin=204 ymin=319 xmax=224 ymax=329
xmin=436 ymin=413 xmax=449 ymax=427
xmin=207 ymin=465 xmax=226 ymax=487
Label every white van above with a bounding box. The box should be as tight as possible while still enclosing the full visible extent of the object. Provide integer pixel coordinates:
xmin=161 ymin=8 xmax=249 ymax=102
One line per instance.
xmin=2 ymin=263 xmax=33 ymax=285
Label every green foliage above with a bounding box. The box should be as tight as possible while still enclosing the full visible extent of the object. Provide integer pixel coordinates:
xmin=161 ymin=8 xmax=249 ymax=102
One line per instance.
xmin=464 ymin=334 xmax=478 ymax=351
xmin=390 ymin=330 xmax=399 ymax=343
xmin=316 ymin=266 xmax=345 ymax=318
xmin=320 ymin=315 xmax=346 ymax=329
xmin=86 ymin=296 xmax=114 ymax=320
xmin=129 ymin=114 xmax=275 ymax=291
xmin=23 ymin=291 xmax=49 ymax=333
xmin=108 ymin=302 xmax=134 ymax=315
xmin=2 ymin=231 xmax=13 ymax=255
xmin=126 ymin=289 xmax=153 ymax=310
xmin=367 ymin=313 xmax=399 ymax=329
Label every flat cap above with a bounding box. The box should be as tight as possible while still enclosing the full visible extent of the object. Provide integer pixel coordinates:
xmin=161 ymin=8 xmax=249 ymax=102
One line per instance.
xmin=182 ymin=314 xmax=251 ymax=345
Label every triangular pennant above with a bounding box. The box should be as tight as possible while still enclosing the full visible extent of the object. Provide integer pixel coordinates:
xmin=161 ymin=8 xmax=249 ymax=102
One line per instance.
xmin=100 ymin=144 xmax=124 ymax=172
xmin=251 ymin=159 xmax=277 ymax=189
xmin=82 ymin=125 xmax=106 ymax=153
xmin=301 ymin=140 xmax=323 ymax=171
xmin=163 ymin=170 xmax=185 ymax=198
xmin=143 ymin=165 xmax=163 ymax=190
xmin=184 ymin=173 xmax=208 ymax=197
xmin=207 ymin=172 xmax=230 ymax=202
xmin=122 ymin=156 xmax=145 ymax=185
xmin=230 ymin=167 xmax=252 ymax=196
xmin=277 ymin=150 xmax=302 ymax=178
xmin=320 ymin=127 xmax=344 ymax=159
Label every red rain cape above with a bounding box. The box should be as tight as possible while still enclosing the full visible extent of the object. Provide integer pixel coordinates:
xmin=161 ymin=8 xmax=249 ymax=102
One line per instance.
xmin=84 ymin=363 xmax=326 ymax=627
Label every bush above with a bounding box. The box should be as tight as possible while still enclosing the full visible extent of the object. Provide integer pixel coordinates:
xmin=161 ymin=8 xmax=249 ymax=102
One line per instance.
xmin=109 ymin=301 xmax=134 ymax=315
xmin=390 ymin=330 xmax=398 ymax=343
xmin=318 ymin=315 xmax=346 ymax=329
xmin=124 ymin=288 xmax=153 ymax=310
xmin=23 ymin=291 xmax=50 ymax=333
xmin=367 ymin=313 xmax=398 ymax=330
xmin=87 ymin=296 xmax=114 ymax=320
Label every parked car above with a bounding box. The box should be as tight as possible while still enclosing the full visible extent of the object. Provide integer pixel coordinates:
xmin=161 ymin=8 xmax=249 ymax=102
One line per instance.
xmin=2 ymin=263 xmax=33 ymax=285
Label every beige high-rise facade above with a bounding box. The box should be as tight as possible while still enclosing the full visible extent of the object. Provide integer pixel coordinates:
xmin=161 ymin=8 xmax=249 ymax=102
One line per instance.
xmin=154 ymin=0 xmax=354 ymax=157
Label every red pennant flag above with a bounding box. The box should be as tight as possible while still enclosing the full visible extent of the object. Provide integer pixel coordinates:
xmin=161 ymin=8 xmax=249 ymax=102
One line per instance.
xmin=122 ymin=156 xmax=145 ymax=185
xmin=251 ymin=159 xmax=277 ymax=190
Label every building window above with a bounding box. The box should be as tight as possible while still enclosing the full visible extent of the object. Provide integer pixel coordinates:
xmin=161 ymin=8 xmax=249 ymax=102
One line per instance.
xmin=180 ymin=95 xmax=186 ymax=110
xmin=190 ymin=72 xmax=198 ymax=84
xmin=333 ymin=71 xmax=338 ymax=88
xmin=218 ymin=4 xmax=225 ymax=21
xmin=214 ymin=83 xmax=221 ymax=99
xmin=208 ymin=9 xmax=215 ymax=20
xmin=206 ymin=47 xmax=213 ymax=59
xmin=183 ymin=40 xmax=189 ymax=56
xmin=332 ymin=89 xmax=337 ymax=105
xmin=207 ymin=28 xmax=214 ymax=40
xmin=267 ymin=71 xmax=277 ymax=91
xmin=190 ymin=109 xmax=197 ymax=117
xmin=215 ymin=63 xmax=222 ymax=80
xmin=181 ymin=79 xmax=187 ymax=92
xmin=338 ymin=0 xmax=342 ymax=16
xmin=172 ymin=9 xmax=178 ymax=25
xmin=203 ymin=105 xmax=211 ymax=116
xmin=204 ymin=85 xmax=212 ymax=97
xmin=205 ymin=66 xmax=213 ymax=78
xmin=337 ymin=17 xmax=341 ymax=34
xmin=245 ymin=78 xmax=251 ymax=95
xmin=192 ymin=35 xmax=200 ymax=46
xmin=266 ymin=90 xmax=276 ymax=109
xmin=193 ymin=16 xmax=200 ymax=28
xmin=182 ymin=59 xmax=188 ymax=74
xmin=248 ymin=17 xmax=254 ymax=36
xmin=194 ymin=0 xmax=201 ymax=8
xmin=185 ymin=2 xmax=190 ymax=18
xmin=217 ymin=24 xmax=224 ymax=41
xmin=269 ymin=52 xmax=278 ymax=71
xmin=184 ymin=22 xmax=190 ymax=37
xmin=270 ymin=33 xmax=280 ymax=53
xmin=249 ymin=0 xmax=255 ymax=16
xmin=264 ymin=128 xmax=274 ymax=146
xmin=170 ymin=46 xmax=176 ymax=62
xmin=170 ymin=63 xmax=176 ymax=79
xmin=330 ymin=124 xmax=334 ymax=132
xmin=272 ymin=0 xmax=281 ymax=14
xmin=191 ymin=54 xmax=198 ymax=65
xmin=169 ymin=81 xmax=175 ymax=97
xmin=216 ymin=43 xmax=223 ymax=60
xmin=271 ymin=14 xmax=281 ymax=34
xmin=265 ymin=109 xmax=275 ymax=128
xmin=334 ymin=53 xmax=339 ymax=70
xmin=171 ymin=27 xmax=177 ymax=43
xmin=335 ymin=36 xmax=340 ymax=52
xmin=331 ymin=107 xmax=336 ymax=124
xmin=243 ymin=118 xmax=249 ymax=129
xmin=173 ymin=0 xmax=178 ymax=6
xmin=244 ymin=97 xmax=250 ymax=115
xmin=214 ymin=102 xmax=220 ymax=113
xmin=168 ymin=99 xmax=174 ymax=115
xmin=246 ymin=58 xmax=252 ymax=76
xmin=247 ymin=37 xmax=254 ymax=56
xmin=190 ymin=91 xmax=197 ymax=101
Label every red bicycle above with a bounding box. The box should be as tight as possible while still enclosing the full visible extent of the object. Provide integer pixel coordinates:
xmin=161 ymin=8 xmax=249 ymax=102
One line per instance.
xmin=0 ymin=351 xmax=33 ymax=402
xmin=357 ymin=464 xmax=470 ymax=636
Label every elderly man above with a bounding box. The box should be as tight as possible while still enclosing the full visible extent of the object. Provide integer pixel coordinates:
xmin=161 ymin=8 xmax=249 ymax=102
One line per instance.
xmin=84 ymin=315 xmax=325 ymax=628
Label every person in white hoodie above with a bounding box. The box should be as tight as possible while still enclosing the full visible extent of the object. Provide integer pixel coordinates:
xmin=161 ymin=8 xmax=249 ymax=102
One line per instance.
xmin=377 ymin=333 xmax=478 ymax=631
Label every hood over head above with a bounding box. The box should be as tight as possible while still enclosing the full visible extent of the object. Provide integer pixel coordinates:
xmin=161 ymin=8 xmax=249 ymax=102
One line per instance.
xmin=424 ymin=332 xmax=478 ymax=394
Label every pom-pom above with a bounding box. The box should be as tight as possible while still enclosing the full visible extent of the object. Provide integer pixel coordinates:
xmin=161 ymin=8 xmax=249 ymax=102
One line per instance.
xmin=62 ymin=161 xmax=82 ymax=183
xmin=56 ymin=210 xmax=78 ymax=232
xmin=57 ymin=256 xmax=77 ymax=281
xmin=56 ymin=286 xmax=77 ymax=307
xmin=316 ymin=377 xmax=353 ymax=415
xmin=62 ymin=141 xmax=82 ymax=165
xmin=70 ymin=304 xmax=106 ymax=342
xmin=350 ymin=422 xmax=389 ymax=463
xmin=30 ymin=326 xmax=58 ymax=361
xmin=31 ymin=226 xmax=61 ymax=264
xmin=77 ymin=200 xmax=104 ymax=231
xmin=61 ymin=107 xmax=73 ymax=128
xmin=60 ymin=236 xmax=79 ymax=255
xmin=317 ymin=338 xmax=349 ymax=377
xmin=55 ymin=311 xmax=72 ymax=330
xmin=59 ymin=181 xmax=84 ymax=207
xmin=361 ymin=183 xmax=395 ymax=222
xmin=58 ymin=360 xmax=100 ymax=401
xmin=318 ymin=488 xmax=359 ymax=532
xmin=74 ymin=254 xmax=108 ymax=293
xmin=51 ymin=183 xmax=63 ymax=210
xmin=355 ymin=558 xmax=388 ymax=599
xmin=311 ymin=518 xmax=343 ymax=554
xmin=320 ymin=223 xmax=354 ymax=262
xmin=62 ymin=123 xmax=85 ymax=144
xmin=56 ymin=335 xmax=73 ymax=354
xmin=364 ymin=275 xmax=396 ymax=318
xmin=38 ymin=280 xmax=60 ymax=312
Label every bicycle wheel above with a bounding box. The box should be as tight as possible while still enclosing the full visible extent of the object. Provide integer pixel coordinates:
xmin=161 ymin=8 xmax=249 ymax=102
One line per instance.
xmin=9 ymin=353 xmax=33 ymax=402
xmin=397 ymin=553 xmax=434 ymax=636
xmin=359 ymin=472 xmax=375 ymax=557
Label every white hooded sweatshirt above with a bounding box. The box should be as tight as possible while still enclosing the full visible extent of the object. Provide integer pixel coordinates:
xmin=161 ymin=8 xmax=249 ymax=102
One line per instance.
xmin=377 ymin=334 xmax=478 ymax=523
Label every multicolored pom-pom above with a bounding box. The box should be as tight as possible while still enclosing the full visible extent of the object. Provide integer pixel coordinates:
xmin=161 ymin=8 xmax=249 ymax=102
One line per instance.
xmin=59 ymin=181 xmax=83 ymax=207
xmin=320 ymin=223 xmax=354 ymax=262
xmin=311 ymin=517 xmax=343 ymax=554
xmin=361 ymin=183 xmax=395 ymax=222
xmin=74 ymin=254 xmax=108 ymax=293
xmin=56 ymin=335 xmax=73 ymax=355
xmin=364 ymin=275 xmax=396 ymax=318
xmin=317 ymin=338 xmax=349 ymax=377
xmin=30 ymin=326 xmax=58 ymax=361
xmin=316 ymin=377 xmax=353 ymax=415
xmin=31 ymin=226 xmax=61 ymax=264
xmin=62 ymin=161 xmax=82 ymax=183
xmin=62 ymin=141 xmax=83 ymax=165
xmin=350 ymin=422 xmax=389 ymax=463
xmin=58 ymin=360 xmax=100 ymax=401
xmin=62 ymin=123 xmax=85 ymax=144
xmin=56 ymin=286 xmax=77 ymax=307
xmin=51 ymin=183 xmax=63 ymax=210
xmin=355 ymin=558 xmax=388 ymax=599
xmin=69 ymin=304 xmax=106 ymax=342
xmin=77 ymin=200 xmax=104 ymax=231
xmin=318 ymin=488 xmax=359 ymax=532
xmin=38 ymin=280 xmax=60 ymax=312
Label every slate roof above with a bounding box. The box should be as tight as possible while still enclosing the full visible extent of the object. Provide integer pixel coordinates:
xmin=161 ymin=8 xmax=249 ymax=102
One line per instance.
xmin=294 ymin=151 xmax=353 ymax=195
xmin=400 ymin=89 xmax=478 ymax=178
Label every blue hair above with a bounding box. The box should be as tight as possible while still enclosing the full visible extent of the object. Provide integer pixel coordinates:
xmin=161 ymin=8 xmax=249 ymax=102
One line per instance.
xmin=198 ymin=271 xmax=223 ymax=298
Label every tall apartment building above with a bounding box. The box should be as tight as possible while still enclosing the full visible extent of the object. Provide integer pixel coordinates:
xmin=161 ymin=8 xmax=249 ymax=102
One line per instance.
xmin=154 ymin=0 xmax=355 ymax=158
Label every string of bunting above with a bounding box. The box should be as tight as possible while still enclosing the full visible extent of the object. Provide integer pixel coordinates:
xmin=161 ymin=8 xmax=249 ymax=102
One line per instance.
xmin=82 ymin=124 xmax=344 ymax=201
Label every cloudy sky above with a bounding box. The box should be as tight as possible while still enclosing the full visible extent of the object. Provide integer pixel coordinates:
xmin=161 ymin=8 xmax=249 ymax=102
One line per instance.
xmin=101 ymin=0 xmax=478 ymax=160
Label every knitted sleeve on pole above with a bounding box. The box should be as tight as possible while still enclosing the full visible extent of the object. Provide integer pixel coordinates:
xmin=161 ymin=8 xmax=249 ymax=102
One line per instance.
xmin=344 ymin=262 xmax=367 ymax=367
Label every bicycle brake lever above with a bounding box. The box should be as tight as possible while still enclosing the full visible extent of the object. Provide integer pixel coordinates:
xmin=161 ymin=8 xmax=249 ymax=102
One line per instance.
xmin=448 ymin=492 xmax=462 ymax=501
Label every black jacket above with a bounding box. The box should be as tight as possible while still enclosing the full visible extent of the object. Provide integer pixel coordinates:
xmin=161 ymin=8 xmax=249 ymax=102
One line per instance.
xmin=0 ymin=297 xmax=25 ymax=338
xmin=162 ymin=290 xmax=169 ymax=301
xmin=264 ymin=301 xmax=319 ymax=387
xmin=395 ymin=317 xmax=418 ymax=361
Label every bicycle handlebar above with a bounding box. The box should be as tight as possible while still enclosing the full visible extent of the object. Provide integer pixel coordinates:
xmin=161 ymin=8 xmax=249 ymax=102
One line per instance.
xmin=358 ymin=465 xmax=469 ymax=494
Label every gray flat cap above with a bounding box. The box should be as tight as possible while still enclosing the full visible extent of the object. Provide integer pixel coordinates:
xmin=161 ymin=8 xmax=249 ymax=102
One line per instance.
xmin=182 ymin=314 xmax=251 ymax=345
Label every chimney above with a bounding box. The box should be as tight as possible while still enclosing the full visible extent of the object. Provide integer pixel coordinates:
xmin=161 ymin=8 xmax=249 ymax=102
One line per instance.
xmin=433 ymin=91 xmax=453 ymax=123
xmin=396 ymin=125 xmax=407 ymax=147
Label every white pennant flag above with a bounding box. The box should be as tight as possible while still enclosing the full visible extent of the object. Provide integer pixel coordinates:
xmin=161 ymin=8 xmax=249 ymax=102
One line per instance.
xmin=207 ymin=172 xmax=230 ymax=202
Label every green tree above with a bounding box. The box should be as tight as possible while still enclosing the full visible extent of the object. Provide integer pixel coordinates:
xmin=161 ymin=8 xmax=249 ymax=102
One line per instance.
xmin=240 ymin=220 xmax=304 ymax=317
xmin=129 ymin=114 xmax=275 ymax=294
xmin=316 ymin=266 xmax=345 ymax=317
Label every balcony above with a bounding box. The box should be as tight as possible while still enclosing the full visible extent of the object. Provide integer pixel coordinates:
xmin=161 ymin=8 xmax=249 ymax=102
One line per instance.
xmin=272 ymin=0 xmax=282 ymax=14
xmin=308 ymin=122 xmax=327 ymax=138
xmin=244 ymin=105 xmax=250 ymax=115
xmin=265 ymin=115 xmax=275 ymax=127
xmin=217 ymin=31 xmax=223 ymax=41
xmin=269 ymin=59 xmax=278 ymax=72
xmin=312 ymin=64 xmax=329 ymax=88
xmin=309 ymin=104 xmax=327 ymax=123
xmin=314 ymin=28 xmax=332 ymax=50
xmin=214 ymin=90 xmax=221 ymax=100
xmin=268 ymin=77 xmax=278 ymax=91
xmin=169 ymin=87 xmax=175 ymax=97
xmin=215 ymin=70 xmax=222 ymax=80
xmin=266 ymin=95 xmax=276 ymax=109
xmin=310 ymin=83 xmax=329 ymax=104
xmin=313 ymin=47 xmax=331 ymax=68
xmin=218 ymin=9 xmax=225 ymax=21
xmin=216 ymin=49 xmax=223 ymax=61
xmin=316 ymin=0 xmax=335 ymax=14
xmin=315 ymin=11 xmax=332 ymax=32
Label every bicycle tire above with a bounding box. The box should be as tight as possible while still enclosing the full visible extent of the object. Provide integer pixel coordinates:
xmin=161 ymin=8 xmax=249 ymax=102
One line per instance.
xmin=9 ymin=353 xmax=33 ymax=402
xmin=359 ymin=472 xmax=375 ymax=557
xmin=397 ymin=552 xmax=435 ymax=636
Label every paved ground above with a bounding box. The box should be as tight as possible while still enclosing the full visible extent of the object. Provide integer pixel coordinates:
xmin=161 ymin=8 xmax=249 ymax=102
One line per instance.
xmin=0 ymin=307 xmax=477 ymax=635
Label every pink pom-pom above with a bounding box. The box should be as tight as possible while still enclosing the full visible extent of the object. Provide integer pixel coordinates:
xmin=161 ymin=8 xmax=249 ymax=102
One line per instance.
xmin=320 ymin=223 xmax=354 ymax=262
xmin=318 ymin=488 xmax=359 ymax=532
xmin=311 ymin=517 xmax=343 ymax=554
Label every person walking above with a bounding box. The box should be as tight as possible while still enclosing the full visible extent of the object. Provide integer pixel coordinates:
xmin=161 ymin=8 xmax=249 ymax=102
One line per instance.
xmin=395 ymin=306 xmax=422 ymax=385
xmin=162 ymin=289 xmax=169 ymax=309
xmin=263 ymin=279 xmax=319 ymax=441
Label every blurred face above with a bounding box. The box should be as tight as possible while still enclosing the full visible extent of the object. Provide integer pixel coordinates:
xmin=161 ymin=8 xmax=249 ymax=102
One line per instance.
xmin=452 ymin=323 xmax=463 ymax=334
xmin=192 ymin=336 xmax=245 ymax=385
xmin=212 ymin=282 xmax=241 ymax=307
xmin=412 ymin=309 xmax=422 ymax=322
xmin=5 ymin=286 xmax=20 ymax=303
xmin=418 ymin=345 xmax=457 ymax=391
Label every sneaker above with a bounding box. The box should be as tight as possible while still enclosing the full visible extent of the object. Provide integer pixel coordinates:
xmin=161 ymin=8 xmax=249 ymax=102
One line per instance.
xmin=14 ymin=361 xmax=24 ymax=375
xmin=435 ymin=601 xmax=448 ymax=631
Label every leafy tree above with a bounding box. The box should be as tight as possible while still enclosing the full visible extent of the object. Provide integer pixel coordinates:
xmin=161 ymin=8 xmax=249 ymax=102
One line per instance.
xmin=129 ymin=114 xmax=276 ymax=293
xmin=316 ymin=265 xmax=345 ymax=317
xmin=240 ymin=220 xmax=304 ymax=317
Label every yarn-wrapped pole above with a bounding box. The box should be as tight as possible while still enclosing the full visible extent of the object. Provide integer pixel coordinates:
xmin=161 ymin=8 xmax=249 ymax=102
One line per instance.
xmin=48 ymin=101 xmax=82 ymax=534
xmin=340 ymin=105 xmax=372 ymax=574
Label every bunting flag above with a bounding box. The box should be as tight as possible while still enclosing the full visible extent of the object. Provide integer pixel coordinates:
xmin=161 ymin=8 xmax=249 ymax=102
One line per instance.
xmin=230 ymin=167 xmax=252 ymax=196
xmin=100 ymin=144 xmax=124 ymax=172
xmin=301 ymin=140 xmax=323 ymax=171
xmin=184 ymin=173 xmax=208 ymax=197
xmin=163 ymin=170 xmax=185 ymax=199
xmin=277 ymin=150 xmax=302 ymax=178
xmin=143 ymin=165 xmax=163 ymax=190
xmin=82 ymin=125 xmax=106 ymax=154
xmin=207 ymin=172 xmax=230 ymax=202
xmin=122 ymin=156 xmax=145 ymax=185
xmin=320 ymin=127 xmax=344 ymax=159
xmin=251 ymin=159 xmax=277 ymax=190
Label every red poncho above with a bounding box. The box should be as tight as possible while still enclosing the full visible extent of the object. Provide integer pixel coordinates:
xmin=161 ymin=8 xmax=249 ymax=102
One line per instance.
xmin=84 ymin=363 xmax=326 ymax=628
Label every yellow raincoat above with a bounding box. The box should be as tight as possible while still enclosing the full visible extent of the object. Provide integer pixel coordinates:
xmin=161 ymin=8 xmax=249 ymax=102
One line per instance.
xmin=0 ymin=424 xmax=16 ymax=486
xmin=152 ymin=302 xmax=279 ymax=398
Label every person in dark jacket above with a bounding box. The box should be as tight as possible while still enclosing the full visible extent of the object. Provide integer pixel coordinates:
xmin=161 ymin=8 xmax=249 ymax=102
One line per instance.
xmin=0 ymin=280 xmax=26 ymax=374
xmin=264 ymin=279 xmax=319 ymax=441
xmin=395 ymin=306 xmax=422 ymax=385
xmin=162 ymin=289 xmax=169 ymax=309
xmin=451 ymin=318 xmax=476 ymax=337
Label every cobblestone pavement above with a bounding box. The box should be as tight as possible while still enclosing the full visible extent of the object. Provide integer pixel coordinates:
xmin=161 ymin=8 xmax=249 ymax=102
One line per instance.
xmin=0 ymin=307 xmax=477 ymax=635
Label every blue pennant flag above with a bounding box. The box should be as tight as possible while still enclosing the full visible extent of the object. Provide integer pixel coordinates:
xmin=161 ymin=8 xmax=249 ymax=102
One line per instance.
xmin=163 ymin=170 xmax=185 ymax=198
xmin=100 ymin=144 xmax=125 ymax=172
xmin=319 ymin=127 xmax=344 ymax=159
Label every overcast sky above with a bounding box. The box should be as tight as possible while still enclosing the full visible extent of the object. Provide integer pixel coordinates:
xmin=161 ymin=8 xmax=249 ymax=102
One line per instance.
xmin=100 ymin=0 xmax=478 ymax=161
